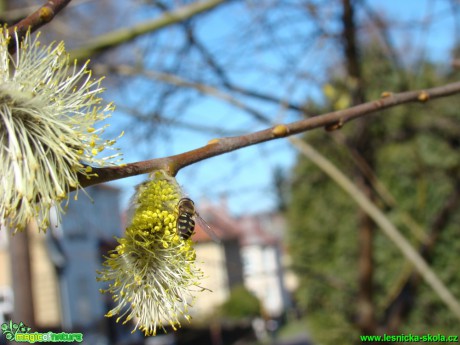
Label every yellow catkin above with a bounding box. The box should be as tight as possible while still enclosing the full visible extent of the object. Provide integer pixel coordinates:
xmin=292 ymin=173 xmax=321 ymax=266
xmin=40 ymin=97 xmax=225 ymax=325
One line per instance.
xmin=97 ymin=170 xmax=205 ymax=336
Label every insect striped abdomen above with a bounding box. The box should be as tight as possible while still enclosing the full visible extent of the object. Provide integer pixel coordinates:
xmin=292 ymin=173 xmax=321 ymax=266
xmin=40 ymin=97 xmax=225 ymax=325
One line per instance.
xmin=177 ymin=212 xmax=195 ymax=240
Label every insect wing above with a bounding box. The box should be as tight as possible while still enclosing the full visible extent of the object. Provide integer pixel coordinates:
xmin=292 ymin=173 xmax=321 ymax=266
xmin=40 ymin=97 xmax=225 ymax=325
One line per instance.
xmin=195 ymin=212 xmax=221 ymax=243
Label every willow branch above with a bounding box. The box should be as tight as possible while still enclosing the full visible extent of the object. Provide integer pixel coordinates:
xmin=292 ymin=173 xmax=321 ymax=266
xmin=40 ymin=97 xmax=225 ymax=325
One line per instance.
xmin=79 ymin=80 xmax=460 ymax=187
xmin=69 ymin=0 xmax=227 ymax=61
xmin=7 ymin=0 xmax=72 ymax=53
xmin=127 ymin=61 xmax=460 ymax=318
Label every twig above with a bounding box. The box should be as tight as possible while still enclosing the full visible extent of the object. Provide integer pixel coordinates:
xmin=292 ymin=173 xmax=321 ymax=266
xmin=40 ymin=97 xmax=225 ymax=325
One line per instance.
xmin=79 ymin=80 xmax=460 ymax=187
xmin=69 ymin=0 xmax=227 ymax=61
xmin=93 ymin=64 xmax=270 ymax=122
xmin=7 ymin=0 xmax=72 ymax=53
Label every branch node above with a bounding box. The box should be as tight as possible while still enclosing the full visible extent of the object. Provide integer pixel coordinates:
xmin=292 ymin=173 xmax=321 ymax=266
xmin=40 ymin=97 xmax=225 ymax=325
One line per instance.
xmin=418 ymin=91 xmax=430 ymax=102
xmin=207 ymin=138 xmax=220 ymax=145
xmin=39 ymin=7 xmax=54 ymax=23
xmin=166 ymin=160 xmax=180 ymax=177
xmin=380 ymin=91 xmax=393 ymax=98
xmin=325 ymin=119 xmax=344 ymax=132
xmin=272 ymin=124 xmax=290 ymax=137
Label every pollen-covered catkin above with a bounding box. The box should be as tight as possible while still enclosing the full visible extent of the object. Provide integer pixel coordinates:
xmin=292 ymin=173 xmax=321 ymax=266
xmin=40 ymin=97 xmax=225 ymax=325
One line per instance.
xmin=0 ymin=29 xmax=122 ymax=232
xmin=97 ymin=171 xmax=205 ymax=336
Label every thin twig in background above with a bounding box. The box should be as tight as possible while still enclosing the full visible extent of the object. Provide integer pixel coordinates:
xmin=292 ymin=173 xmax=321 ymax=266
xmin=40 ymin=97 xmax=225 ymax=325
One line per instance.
xmin=69 ymin=0 xmax=227 ymax=61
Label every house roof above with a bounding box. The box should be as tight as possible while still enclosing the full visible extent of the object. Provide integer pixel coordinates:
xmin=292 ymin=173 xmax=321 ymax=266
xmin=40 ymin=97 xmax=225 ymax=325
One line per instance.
xmin=235 ymin=213 xmax=280 ymax=246
xmin=194 ymin=200 xmax=284 ymax=246
xmin=193 ymin=202 xmax=241 ymax=243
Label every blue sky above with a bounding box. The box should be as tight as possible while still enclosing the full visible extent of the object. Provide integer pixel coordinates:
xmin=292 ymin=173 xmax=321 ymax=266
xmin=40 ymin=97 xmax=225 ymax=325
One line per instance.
xmin=100 ymin=0 xmax=458 ymax=217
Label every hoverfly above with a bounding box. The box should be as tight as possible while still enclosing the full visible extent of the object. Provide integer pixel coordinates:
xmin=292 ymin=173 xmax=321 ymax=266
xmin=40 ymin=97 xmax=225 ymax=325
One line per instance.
xmin=176 ymin=197 xmax=220 ymax=242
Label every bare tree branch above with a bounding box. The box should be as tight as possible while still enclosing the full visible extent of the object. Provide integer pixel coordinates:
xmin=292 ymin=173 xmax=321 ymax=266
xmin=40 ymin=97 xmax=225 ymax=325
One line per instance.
xmin=180 ymin=10 xmax=315 ymax=115
xmin=7 ymin=0 xmax=72 ymax=53
xmin=78 ymin=80 xmax=460 ymax=187
xmin=69 ymin=0 xmax=228 ymax=61
xmin=116 ymin=103 xmax=238 ymax=136
xmin=93 ymin=63 xmax=271 ymax=123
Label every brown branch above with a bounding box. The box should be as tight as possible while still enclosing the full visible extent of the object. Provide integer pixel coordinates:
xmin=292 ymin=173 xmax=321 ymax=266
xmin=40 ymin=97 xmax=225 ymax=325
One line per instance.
xmin=342 ymin=0 xmax=377 ymax=334
xmin=7 ymin=0 xmax=72 ymax=54
xmin=79 ymin=80 xmax=460 ymax=188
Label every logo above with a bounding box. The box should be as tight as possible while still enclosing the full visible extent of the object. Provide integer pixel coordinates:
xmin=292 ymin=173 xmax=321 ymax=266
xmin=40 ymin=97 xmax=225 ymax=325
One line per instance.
xmin=1 ymin=321 xmax=83 ymax=343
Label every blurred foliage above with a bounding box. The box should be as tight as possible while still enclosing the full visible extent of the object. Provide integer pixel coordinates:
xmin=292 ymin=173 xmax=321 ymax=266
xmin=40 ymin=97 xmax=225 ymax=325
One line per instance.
xmin=218 ymin=285 xmax=261 ymax=321
xmin=287 ymin=40 xmax=460 ymax=344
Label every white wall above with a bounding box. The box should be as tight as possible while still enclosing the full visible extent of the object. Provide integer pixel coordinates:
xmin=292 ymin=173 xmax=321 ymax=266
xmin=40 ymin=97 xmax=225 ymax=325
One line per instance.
xmin=242 ymin=244 xmax=285 ymax=317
